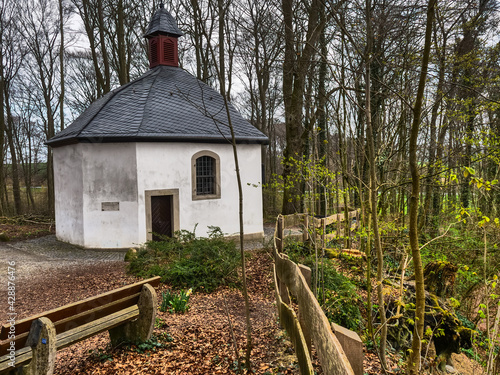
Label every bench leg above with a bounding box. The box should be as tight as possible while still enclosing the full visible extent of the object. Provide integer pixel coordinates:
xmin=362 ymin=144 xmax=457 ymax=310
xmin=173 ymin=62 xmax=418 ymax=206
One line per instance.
xmin=20 ymin=317 xmax=56 ymax=375
xmin=109 ymin=283 xmax=157 ymax=346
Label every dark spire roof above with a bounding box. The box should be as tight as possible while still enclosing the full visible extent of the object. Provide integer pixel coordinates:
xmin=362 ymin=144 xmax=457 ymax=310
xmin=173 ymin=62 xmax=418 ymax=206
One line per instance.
xmin=144 ymin=3 xmax=184 ymax=38
xmin=47 ymin=66 xmax=268 ymax=147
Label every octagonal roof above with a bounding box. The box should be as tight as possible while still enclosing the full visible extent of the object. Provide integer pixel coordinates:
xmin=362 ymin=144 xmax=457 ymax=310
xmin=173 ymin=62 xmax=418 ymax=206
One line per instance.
xmin=47 ymin=65 xmax=268 ymax=147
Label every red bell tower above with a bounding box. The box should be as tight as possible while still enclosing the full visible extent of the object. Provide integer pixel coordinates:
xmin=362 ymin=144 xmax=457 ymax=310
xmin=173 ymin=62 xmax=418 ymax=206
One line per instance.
xmin=148 ymin=35 xmax=179 ymax=67
xmin=145 ymin=3 xmax=183 ymax=68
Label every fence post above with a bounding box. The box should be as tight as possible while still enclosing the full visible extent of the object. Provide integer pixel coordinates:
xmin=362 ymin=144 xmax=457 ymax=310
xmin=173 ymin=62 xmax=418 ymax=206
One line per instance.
xmin=331 ymin=322 xmax=364 ymax=375
xmin=279 ymin=254 xmax=291 ymax=304
xmin=277 ymin=215 xmax=284 ymax=253
xmin=298 ymin=264 xmax=312 ymax=355
xmin=321 ymin=218 xmax=326 ymax=249
xmin=302 ymin=214 xmax=309 ymax=242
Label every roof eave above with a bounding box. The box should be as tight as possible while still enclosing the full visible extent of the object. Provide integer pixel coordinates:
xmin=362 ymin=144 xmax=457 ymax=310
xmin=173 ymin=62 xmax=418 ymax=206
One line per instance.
xmin=47 ymin=134 xmax=269 ymax=148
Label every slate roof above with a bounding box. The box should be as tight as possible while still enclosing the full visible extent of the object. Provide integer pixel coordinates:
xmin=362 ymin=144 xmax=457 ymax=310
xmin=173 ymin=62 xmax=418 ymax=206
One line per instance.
xmin=47 ymin=65 xmax=268 ymax=147
xmin=144 ymin=3 xmax=184 ymax=38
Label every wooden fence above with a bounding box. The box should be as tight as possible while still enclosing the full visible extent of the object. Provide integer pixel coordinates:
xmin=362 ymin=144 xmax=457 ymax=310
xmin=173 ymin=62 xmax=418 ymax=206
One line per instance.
xmin=273 ymin=212 xmax=363 ymax=375
xmin=275 ymin=210 xmax=361 ymax=253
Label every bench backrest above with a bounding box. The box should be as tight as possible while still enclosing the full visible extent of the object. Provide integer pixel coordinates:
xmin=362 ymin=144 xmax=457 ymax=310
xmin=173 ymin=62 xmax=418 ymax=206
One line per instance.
xmin=0 ymin=276 xmax=160 ymax=356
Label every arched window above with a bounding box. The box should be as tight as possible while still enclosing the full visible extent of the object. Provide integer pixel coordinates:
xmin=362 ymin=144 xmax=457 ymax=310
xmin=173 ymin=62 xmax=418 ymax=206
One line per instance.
xmin=192 ymin=151 xmax=221 ymax=200
xmin=196 ymin=156 xmax=215 ymax=194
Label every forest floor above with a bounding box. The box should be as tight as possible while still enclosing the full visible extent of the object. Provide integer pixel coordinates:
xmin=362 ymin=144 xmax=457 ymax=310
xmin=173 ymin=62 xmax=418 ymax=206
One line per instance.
xmin=0 ymin=215 xmax=54 ymax=241
xmin=0 ymin=220 xmax=486 ymax=374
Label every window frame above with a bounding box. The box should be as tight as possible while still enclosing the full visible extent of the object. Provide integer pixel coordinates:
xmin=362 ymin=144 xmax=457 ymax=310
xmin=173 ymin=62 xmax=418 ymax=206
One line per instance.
xmin=191 ymin=150 xmax=221 ymax=200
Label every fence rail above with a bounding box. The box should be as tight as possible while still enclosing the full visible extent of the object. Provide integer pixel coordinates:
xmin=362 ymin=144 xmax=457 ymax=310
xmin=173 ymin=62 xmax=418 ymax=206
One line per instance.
xmin=273 ymin=212 xmax=363 ymax=375
xmin=275 ymin=210 xmax=361 ymax=253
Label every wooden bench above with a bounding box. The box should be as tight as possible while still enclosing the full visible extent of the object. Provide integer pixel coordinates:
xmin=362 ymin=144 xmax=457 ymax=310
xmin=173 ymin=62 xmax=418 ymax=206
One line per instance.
xmin=0 ymin=276 xmax=160 ymax=375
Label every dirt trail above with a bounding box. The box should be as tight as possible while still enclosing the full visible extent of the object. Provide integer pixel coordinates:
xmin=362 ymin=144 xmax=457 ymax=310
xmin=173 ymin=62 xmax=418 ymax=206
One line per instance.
xmin=0 ymin=235 xmax=126 ymax=288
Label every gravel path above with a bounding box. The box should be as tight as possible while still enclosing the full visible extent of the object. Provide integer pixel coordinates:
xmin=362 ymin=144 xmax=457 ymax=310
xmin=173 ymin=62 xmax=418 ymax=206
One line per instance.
xmin=0 ymin=236 xmax=127 ymax=287
xmin=0 ymin=225 xmax=276 ymax=287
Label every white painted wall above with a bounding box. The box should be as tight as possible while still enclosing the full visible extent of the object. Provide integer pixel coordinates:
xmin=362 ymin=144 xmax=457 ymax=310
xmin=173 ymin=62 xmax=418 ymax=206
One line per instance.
xmin=80 ymin=143 xmax=139 ymax=248
xmin=53 ymin=145 xmax=85 ymax=246
xmin=135 ymin=142 xmax=264 ymax=242
xmin=54 ymin=141 xmax=264 ymax=248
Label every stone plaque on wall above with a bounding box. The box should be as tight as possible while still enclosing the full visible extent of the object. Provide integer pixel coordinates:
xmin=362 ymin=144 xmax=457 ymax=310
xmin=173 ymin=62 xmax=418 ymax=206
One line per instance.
xmin=101 ymin=202 xmax=120 ymax=211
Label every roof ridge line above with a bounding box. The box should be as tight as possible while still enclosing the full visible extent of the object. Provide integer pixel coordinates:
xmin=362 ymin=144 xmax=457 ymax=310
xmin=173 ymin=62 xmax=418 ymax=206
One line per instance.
xmin=74 ymin=69 xmax=157 ymax=138
xmin=137 ymin=66 xmax=164 ymax=135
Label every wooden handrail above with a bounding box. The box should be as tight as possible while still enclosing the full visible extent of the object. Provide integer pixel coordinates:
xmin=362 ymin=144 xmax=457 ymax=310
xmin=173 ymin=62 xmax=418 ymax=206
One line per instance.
xmin=273 ymin=212 xmax=363 ymax=374
xmin=274 ymin=248 xmax=354 ymax=375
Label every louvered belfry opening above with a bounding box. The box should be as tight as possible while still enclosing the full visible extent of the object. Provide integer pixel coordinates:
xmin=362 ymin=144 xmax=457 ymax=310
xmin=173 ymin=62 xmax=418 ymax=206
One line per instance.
xmin=150 ymin=39 xmax=159 ymax=66
xmin=163 ymin=39 xmax=175 ymax=62
xmin=148 ymin=36 xmax=178 ymax=68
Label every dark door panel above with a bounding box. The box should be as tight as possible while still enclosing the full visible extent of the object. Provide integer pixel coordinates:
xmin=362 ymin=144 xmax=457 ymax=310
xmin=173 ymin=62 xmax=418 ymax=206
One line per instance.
xmin=151 ymin=195 xmax=173 ymax=241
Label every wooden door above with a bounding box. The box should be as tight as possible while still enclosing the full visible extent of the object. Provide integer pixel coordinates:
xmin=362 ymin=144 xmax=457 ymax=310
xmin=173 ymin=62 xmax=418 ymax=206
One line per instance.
xmin=151 ymin=195 xmax=173 ymax=241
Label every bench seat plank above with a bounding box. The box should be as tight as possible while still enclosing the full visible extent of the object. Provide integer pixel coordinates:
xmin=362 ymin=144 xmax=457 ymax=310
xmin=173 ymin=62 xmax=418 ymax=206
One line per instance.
xmin=0 ymin=333 xmax=28 ymax=359
xmin=0 ymin=346 xmax=32 ymax=373
xmin=53 ymin=293 xmax=140 ymax=335
xmin=0 ymin=277 xmax=159 ymax=374
xmin=56 ymin=305 xmax=139 ymax=350
xmin=0 ymin=276 xmax=160 ymax=341
xmin=0 ymin=293 xmax=141 ymax=357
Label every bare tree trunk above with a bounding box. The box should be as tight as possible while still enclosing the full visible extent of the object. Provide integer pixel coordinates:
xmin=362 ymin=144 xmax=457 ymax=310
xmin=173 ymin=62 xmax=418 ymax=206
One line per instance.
xmin=407 ymin=1 xmax=436 ymax=373
xmin=339 ymin=26 xmax=351 ymax=247
xmin=0 ymin=43 xmax=5 ymax=215
xmin=4 ymin=95 xmax=22 ymax=215
xmin=26 ymin=134 xmax=35 ymax=208
xmin=365 ymin=0 xmax=387 ymax=369
xmin=190 ymin=0 xmax=204 ymax=80
xmin=494 ymin=350 xmax=500 ymax=375
xmin=281 ymin=0 xmax=300 ymax=214
xmin=79 ymin=0 xmax=105 ymax=97
xmin=117 ymin=0 xmax=128 ymax=85
xmin=216 ymin=0 xmax=253 ymax=370
xmin=59 ymin=0 xmax=65 ymax=131
xmin=98 ymin=0 xmax=111 ymax=92
xmin=421 ymin=20 xmax=447 ymax=235
xmin=281 ymin=0 xmax=322 ymax=214
xmin=12 ymin=118 xmax=33 ymax=210
xmin=318 ymin=11 xmax=327 ymax=217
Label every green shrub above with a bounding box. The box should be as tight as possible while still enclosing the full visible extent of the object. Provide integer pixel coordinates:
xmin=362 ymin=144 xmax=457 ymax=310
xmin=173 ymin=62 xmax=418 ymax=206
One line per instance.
xmin=128 ymin=226 xmax=240 ymax=292
xmin=283 ymin=238 xmax=362 ymax=331
xmin=283 ymin=237 xmax=310 ymax=262
xmin=160 ymin=289 xmax=192 ymax=314
xmin=316 ymin=262 xmax=362 ymax=331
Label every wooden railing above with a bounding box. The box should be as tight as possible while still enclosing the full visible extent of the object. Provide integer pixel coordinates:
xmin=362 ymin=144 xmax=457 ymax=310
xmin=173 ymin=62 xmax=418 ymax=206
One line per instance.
xmin=275 ymin=210 xmax=363 ymax=258
xmin=273 ymin=212 xmax=363 ymax=375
